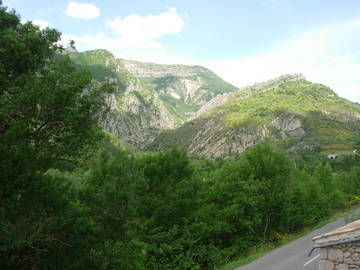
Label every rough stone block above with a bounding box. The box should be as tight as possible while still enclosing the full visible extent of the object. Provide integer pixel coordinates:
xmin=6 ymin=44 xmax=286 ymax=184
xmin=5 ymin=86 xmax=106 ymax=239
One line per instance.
xmin=349 ymin=261 xmax=360 ymax=267
xmin=320 ymin=248 xmax=328 ymax=259
xmin=352 ymin=253 xmax=360 ymax=261
xmin=345 ymin=252 xmax=352 ymax=258
xmin=320 ymin=260 xmax=335 ymax=270
xmin=336 ymin=264 xmax=349 ymax=270
xmin=329 ymin=248 xmax=344 ymax=263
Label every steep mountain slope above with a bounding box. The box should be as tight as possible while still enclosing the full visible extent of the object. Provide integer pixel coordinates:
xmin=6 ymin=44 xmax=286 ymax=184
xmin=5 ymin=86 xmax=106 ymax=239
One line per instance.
xmin=148 ymin=74 xmax=360 ymax=157
xmin=120 ymin=59 xmax=238 ymax=122
xmin=69 ymin=50 xmax=178 ymax=147
xmin=68 ymin=49 xmax=238 ymax=147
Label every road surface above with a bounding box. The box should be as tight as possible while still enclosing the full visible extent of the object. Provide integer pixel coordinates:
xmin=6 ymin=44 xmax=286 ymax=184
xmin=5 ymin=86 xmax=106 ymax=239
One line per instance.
xmin=235 ymin=216 xmax=348 ymax=270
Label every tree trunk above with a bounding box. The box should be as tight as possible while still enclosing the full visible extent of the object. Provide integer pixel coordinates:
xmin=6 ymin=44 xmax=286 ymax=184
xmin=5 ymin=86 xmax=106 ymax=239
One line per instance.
xmin=263 ymin=213 xmax=271 ymax=239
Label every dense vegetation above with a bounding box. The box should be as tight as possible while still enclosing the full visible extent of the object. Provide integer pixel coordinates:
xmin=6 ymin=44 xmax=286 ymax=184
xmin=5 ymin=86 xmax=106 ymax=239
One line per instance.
xmin=1 ymin=4 xmax=360 ymax=270
xmin=69 ymin=49 xmax=128 ymax=88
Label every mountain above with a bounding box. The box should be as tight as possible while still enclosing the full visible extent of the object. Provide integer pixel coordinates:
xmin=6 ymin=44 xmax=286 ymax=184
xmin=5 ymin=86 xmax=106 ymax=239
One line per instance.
xmin=68 ymin=49 xmax=238 ymax=147
xmin=148 ymin=74 xmax=360 ymax=157
xmin=119 ymin=59 xmax=238 ymax=122
xmin=69 ymin=49 xmax=177 ymax=147
xmin=69 ymin=50 xmax=360 ymax=157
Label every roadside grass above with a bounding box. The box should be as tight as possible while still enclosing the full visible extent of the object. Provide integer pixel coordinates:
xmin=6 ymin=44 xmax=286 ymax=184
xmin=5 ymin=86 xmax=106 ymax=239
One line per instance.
xmin=218 ymin=203 xmax=360 ymax=270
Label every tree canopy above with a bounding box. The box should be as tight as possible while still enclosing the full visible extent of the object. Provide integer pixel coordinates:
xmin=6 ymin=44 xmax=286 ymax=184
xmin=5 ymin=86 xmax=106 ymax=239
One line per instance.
xmin=0 ymin=3 xmax=113 ymax=268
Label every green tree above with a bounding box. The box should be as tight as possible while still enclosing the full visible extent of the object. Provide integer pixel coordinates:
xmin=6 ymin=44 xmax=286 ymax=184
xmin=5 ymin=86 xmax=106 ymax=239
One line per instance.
xmin=0 ymin=3 xmax=112 ymax=189
xmin=204 ymin=158 xmax=261 ymax=251
xmin=242 ymin=143 xmax=294 ymax=238
xmin=0 ymin=3 xmax=113 ymax=268
xmin=84 ymin=151 xmax=145 ymax=270
xmin=135 ymin=148 xmax=200 ymax=269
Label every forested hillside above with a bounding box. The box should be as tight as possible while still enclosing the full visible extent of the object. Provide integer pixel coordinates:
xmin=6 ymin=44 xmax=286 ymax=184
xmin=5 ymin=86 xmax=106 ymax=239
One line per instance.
xmin=1 ymin=3 xmax=360 ymax=270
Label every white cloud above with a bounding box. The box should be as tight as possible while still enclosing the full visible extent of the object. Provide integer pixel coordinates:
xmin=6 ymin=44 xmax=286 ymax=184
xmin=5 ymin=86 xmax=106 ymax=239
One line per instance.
xmin=106 ymin=7 xmax=184 ymax=50
xmin=65 ymin=1 xmax=100 ymax=19
xmin=107 ymin=8 xmax=183 ymax=47
xmin=205 ymin=19 xmax=360 ymax=103
xmin=32 ymin=19 xmax=49 ymax=30
xmin=62 ymin=8 xmax=185 ymax=62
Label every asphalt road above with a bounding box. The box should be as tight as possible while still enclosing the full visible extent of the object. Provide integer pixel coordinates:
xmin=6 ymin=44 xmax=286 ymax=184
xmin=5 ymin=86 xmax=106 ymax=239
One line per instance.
xmin=235 ymin=216 xmax=347 ymax=270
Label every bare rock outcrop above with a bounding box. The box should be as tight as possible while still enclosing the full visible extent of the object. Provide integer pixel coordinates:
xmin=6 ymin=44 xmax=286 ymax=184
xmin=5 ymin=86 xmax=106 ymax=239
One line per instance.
xmin=272 ymin=113 xmax=305 ymax=138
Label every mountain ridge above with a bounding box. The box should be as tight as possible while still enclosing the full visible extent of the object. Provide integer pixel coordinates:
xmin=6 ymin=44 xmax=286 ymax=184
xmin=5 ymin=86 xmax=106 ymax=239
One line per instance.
xmin=68 ymin=49 xmax=239 ymax=147
xmin=68 ymin=49 xmax=360 ymax=157
xmin=119 ymin=57 xmax=238 ymax=121
xmin=148 ymin=75 xmax=360 ymax=157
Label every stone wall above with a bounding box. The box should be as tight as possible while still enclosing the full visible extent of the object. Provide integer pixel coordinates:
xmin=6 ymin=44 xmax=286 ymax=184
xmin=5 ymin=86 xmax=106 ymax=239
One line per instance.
xmin=319 ymin=242 xmax=360 ymax=270
xmin=313 ymin=220 xmax=360 ymax=270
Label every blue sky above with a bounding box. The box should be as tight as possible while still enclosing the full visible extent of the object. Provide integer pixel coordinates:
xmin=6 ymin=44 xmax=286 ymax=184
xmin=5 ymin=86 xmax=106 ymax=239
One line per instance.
xmin=5 ymin=0 xmax=360 ymax=102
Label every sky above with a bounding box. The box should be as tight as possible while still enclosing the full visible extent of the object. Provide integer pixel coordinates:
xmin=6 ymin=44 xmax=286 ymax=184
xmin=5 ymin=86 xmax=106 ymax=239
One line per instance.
xmin=4 ymin=0 xmax=360 ymax=103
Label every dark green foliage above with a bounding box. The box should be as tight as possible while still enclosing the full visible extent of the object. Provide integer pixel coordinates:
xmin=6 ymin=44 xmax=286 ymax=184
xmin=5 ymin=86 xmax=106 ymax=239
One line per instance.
xmin=0 ymin=3 xmax=113 ymax=269
xmin=1 ymin=3 xmax=360 ymax=270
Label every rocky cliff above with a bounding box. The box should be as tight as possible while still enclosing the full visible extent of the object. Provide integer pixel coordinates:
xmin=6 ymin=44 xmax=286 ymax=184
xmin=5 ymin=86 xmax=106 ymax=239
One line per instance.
xmin=69 ymin=49 xmax=238 ymax=147
xmin=119 ymin=59 xmax=238 ymax=122
xmin=69 ymin=50 xmax=360 ymax=156
xmin=148 ymin=75 xmax=360 ymax=157
xmin=70 ymin=50 xmax=178 ymax=147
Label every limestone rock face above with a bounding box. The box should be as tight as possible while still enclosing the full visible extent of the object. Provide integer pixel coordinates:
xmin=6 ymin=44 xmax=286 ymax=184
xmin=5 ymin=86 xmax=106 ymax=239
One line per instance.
xmin=103 ymin=91 xmax=177 ymax=148
xmin=120 ymin=58 xmax=239 ymax=119
xmin=162 ymin=77 xmax=204 ymax=102
xmin=149 ymin=113 xmax=274 ymax=158
xmin=272 ymin=113 xmax=305 ymax=138
xmin=188 ymin=124 xmax=269 ymax=158
xmin=120 ymin=60 xmax=200 ymax=77
xmin=70 ymin=50 xmax=178 ymax=148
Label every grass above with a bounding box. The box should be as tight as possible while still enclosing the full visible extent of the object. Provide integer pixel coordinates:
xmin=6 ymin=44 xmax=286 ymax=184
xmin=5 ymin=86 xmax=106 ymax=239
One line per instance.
xmin=69 ymin=50 xmax=128 ymax=92
xmin=218 ymin=203 xmax=360 ymax=270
